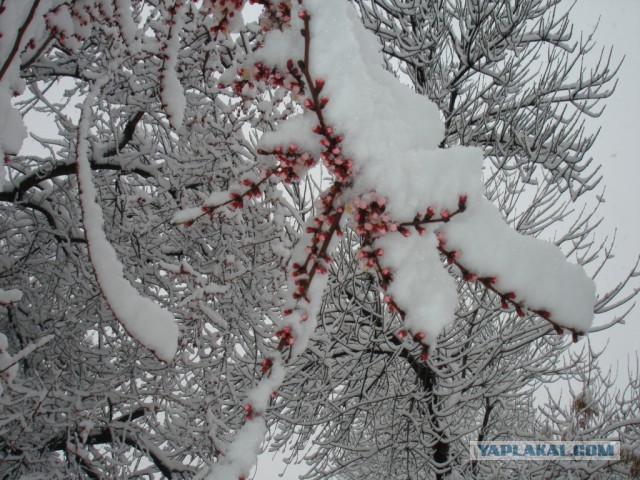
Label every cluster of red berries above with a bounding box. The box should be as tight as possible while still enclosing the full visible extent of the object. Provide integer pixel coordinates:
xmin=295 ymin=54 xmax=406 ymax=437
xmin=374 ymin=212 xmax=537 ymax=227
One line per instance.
xmin=46 ymin=5 xmax=84 ymax=47
xmin=261 ymin=357 xmax=273 ymax=374
xmin=255 ymin=59 xmax=305 ymax=93
xmin=395 ymin=195 xmax=468 ymax=237
xmin=224 ymin=175 xmax=271 ymax=210
xmin=347 ymin=195 xmax=472 ymax=363
xmin=273 ymin=110 xmax=357 ymax=345
xmin=206 ymin=0 xmax=243 ymax=8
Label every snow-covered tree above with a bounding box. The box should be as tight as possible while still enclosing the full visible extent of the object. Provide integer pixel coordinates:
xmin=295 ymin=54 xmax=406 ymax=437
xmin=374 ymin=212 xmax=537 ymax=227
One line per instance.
xmin=0 ymin=1 xmax=636 ymax=479
xmin=266 ymin=1 xmax=640 ymax=479
xmin=1 ymin=1 xmax=292 ymax=476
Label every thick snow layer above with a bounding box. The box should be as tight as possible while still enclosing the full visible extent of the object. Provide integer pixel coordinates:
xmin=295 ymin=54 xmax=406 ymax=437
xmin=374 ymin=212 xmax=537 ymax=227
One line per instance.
xmin=441 ymin=198 xmax=596 ymax=331
xmin=113 ymin=0 xmax=140 ymax=54
xmin=254 ymin=27 xmax=304 ymax=71
xmin=375 ymin=233 xmax=457 ymax=344
xmin=0 ymin=88 xmax=27 ymax=158
xmin=247 ymin=359 xmax=286 ymax=412
xmin=76 ymin=81 xmax=179 ymax=362
xmin=303 ymin=1 xmax=477 ymax=215
xmin=281 ymin=223 xmax=336 ymax=358
xmin=205 ymin=364 xmax=285 ymax=480
xmin=304 ymin=0 xmax=485 ymax=217
xmin=258 ymin=112 xmax=323 ymax=157
xmin=0 ymin=332 xmax=18 ymax=396
xmin=206 ymin=417 xmax=267 ymax=480
xmin=172 ymin=206 xmax=206 ymax=225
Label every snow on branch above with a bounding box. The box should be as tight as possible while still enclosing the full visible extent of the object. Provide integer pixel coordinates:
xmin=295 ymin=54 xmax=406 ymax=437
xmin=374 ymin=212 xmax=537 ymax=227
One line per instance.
xmin=0 ymin=288 xmax=23 ymax=305
xmin=75 ymin=80 xmax=179 ymax=363
xmin=156 ymin=0 xmax=187 ymax=130
xmin=0 ymin=333 xmax=54 ymax=374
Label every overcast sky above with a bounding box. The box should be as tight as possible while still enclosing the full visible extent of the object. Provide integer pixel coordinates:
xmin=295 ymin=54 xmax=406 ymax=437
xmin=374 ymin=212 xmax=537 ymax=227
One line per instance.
xmin=569 ymin=0 xmax=640 ymax=371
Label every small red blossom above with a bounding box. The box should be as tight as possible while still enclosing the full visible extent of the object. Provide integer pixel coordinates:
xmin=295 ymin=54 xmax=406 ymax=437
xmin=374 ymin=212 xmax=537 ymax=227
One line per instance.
xmin=229 ymin=192 xmax=244 ymax=210
xmin=458 ymin=194 xmax=468 ymax=211
xmin=261 ymin=357 xmax=273 ymax=374
xmin=276 ymin=325 xmax=295 ymax=350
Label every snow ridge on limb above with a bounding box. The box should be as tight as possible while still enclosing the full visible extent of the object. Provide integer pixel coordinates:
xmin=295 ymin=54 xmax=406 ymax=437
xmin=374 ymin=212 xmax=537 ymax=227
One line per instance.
xmin=0 ymin=288 xmax=23 ymax=305
xmin=75 ymin=79 xmax=179 ymax=363
xmin=204 ymin=0 xmax=595 ymax=476
xmin=157 ymin=0 xmax=187 ymax=130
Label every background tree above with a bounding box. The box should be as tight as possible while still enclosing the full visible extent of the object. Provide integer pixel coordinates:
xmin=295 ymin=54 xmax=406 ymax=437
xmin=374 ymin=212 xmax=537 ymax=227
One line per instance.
xmin=1 ymin=1 xmax=293 ymax=476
